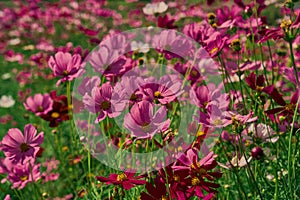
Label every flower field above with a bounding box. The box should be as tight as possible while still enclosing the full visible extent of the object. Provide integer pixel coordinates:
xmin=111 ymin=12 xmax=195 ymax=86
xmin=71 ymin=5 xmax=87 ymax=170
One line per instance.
xmin=0 ymin=0 xmax=299 ymax=199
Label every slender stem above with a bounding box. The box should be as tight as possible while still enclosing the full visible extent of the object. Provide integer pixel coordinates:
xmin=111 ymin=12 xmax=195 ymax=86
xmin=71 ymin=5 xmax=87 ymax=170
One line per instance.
xmin=287 ymin=92 xmax=300 ymax=198
xmin=288 ymin=40 xmax=299 ymax=85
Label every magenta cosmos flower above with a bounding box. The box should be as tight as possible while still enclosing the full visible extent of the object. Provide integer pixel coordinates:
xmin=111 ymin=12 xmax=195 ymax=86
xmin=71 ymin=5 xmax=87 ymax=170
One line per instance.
xmin=1 ymin=124 xmax=44 ymax=164
xmin=83 ymin=82 xmax=124 ymax=123
xmin=96 ymin=171 xmax=146 ymax=190
xmin=141 ymin=75 xmax=183 ymax=104
xmin=24 ymin=93 xmax=53 ymax=116
xmin=48 ymin=51 xmax=83 ymax=85
xmin=7 ymin=160 xmax=41 ymax=189
xmin=124 ymin=101 xmax=170 ymax=139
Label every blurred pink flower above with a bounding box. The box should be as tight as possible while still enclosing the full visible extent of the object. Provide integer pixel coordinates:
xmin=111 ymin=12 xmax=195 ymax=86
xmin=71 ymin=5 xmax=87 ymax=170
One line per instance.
xmin=7 ymin=160 xmax=41 ymax=189
xmin=24 ymin=93 xmax=53 ymax=116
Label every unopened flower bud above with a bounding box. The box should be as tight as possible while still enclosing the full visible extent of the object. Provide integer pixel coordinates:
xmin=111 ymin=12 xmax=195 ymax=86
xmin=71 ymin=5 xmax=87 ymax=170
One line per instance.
xmin=245 ymin=6 xmax=253 ymax=17
xmin=280 ymin=19 xmax=292 ymax=32
xmin=251 ymin=146 xmax=264 ymax=160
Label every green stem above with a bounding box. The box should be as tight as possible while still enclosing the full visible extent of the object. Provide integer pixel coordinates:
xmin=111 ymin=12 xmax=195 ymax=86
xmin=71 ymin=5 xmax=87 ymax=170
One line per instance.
xmin=287 ymin=92 xmax=300 ymax=198
xmin=288 ymin=40 xmax=299 ymax=85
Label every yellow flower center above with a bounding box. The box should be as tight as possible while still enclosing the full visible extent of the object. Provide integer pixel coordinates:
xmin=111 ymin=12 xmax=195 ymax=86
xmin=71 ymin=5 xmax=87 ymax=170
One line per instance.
xmin=191 ymin=177 xmax=200 ymax=185
xmin=213 ymin=119 xmax=223 ymax=126
xmin=51 ymin=112 xmax=60 ymax=118
xmin=207 ymin=13 xmax=216 ymax=20
xmin=210 ymin=47 xmax=219 ymax=55
xmin=63 ymin=70 xmax=69 ymax=75
xmin=37 ymin=106 xmax=43 ymax=112
xmin=191 ymin=162 xmax=200 ymax=169
xmin=154 ymin=91 xmax=162 ymax=98
xmin=255 ymin=86 xmax=264 ymax=92
xmin=20 ymin=175 xmax=28 ymax=182
xmin=117 ymin=173 xmax=127 ymax=181
xmin=285 ymin=103 xmax=295 ymax=112
xmin=173 ymin=175 xmax=180 ymax=182
xmin=191 ymin=69 xmax=198 ymax=77
xmin=141 ymin=122 xmax=152 ymax=132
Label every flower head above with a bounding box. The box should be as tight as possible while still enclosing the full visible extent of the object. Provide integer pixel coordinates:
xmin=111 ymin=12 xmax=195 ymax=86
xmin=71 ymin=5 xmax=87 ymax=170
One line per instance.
xmin=124 ymin=101 xmax=170 ymax=139
xmin=83 ymin=83 xmax=124 ymax=123
xmin=24 ymin=93 xmax=53 ymax=116
xmin=7 ymin=160 xmax=41 ymax=189
xmin=48 ymin=51 xmax=83 ymax=85
xmin=96 ymin=171 xmax=146 ymax=190
xmin=1 ymin=124 xmax=44 ymax=164
xmin=0 ymin=95 xmax=15 ymax=108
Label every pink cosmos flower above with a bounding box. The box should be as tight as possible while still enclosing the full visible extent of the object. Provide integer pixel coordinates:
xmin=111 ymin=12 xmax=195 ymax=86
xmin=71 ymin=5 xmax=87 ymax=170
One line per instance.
xmin=77 ymin=76 xmax=101 ymax=96
xmin=1 ymin=124 xmax=44 ymax=164
xmin=124 ymin=101 xmax=170 ymax=139
xmin=83 ymin=83 xmax=124 ymax=123
xmin=7 ymin=160 xmax=41 ymax=189
xmin=88 ymin=45 xmax=127 ymax=78
xmin=96 ymin=171 xmax=146 ymax=190
xmin=42 ymin=158 xmax=60 ymax=183
xmin=48 ymin=51 xmax=83 ymax=85
xmin=244 ymin=123 xmax=279 ymax=143
xmin=140 ymin=75 xmax=183 ymax=104
xmin=152 ymin=30 xmax=194 ymax=59
xmin=4 ymin=194 xmax=10 ymax=200
xmin=24 ymin=93 xmax=53 ymax=116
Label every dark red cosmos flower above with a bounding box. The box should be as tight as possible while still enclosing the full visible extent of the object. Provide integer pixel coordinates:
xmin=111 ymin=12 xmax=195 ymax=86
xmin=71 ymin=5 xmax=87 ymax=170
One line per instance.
xmin=140 ymin=176 xmax=168 ymax=200
xmin=173 ymin=149 xmax=222 ymax=199
xmin=245 ymin=72 xmax=265 ymax=92
xmin=96 ymin=171 xmax=146 ymax=190
xmin=265 ymin=89 xmax=300 ymax=120
xmin=259 ymin=13 xmax=300 ymax=43
xmin=158 ymin=166 xmax=191 ymax=199
xmin=40 ymin=91 xmax=69 ymax=127
xmin=157 ymin=14 xmax=177 ymax=29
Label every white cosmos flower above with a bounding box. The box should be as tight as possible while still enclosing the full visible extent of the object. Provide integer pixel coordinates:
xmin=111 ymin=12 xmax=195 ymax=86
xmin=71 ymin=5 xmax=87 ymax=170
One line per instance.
xmin=131 ymin=41 xmax=150 ymax=53
xmin=1 ymin=73 xmax=11 ymax=80
xmin=0 ymin=95 xmax=15 ymax=108
xmin=143 ymin=2 xmax=168 ymax=15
